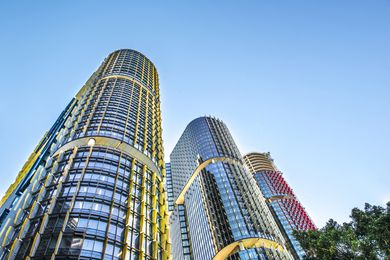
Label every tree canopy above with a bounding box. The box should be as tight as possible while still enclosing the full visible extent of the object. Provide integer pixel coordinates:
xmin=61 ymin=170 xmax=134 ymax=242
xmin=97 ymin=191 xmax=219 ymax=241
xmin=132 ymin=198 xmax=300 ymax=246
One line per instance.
xmin=294 ymin=202 xmax=390 ymax=259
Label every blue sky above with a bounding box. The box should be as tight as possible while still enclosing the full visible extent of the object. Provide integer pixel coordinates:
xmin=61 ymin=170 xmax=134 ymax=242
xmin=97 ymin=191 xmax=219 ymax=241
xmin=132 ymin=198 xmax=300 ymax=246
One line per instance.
xmin=0 ymin=1 xmax=389 ymax=227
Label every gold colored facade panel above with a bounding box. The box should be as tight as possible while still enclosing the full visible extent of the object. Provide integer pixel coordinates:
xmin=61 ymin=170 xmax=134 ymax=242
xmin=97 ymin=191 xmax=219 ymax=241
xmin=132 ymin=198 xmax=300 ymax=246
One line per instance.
xmin=0 ymin=49 xmax=170 ymax=259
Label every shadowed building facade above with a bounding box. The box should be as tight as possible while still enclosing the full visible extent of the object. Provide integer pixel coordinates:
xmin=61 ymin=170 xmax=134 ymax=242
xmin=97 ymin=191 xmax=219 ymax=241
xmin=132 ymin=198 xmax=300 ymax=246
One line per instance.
xmin=165 ymin=164 xmax=174 ymax=212
xmin=0 ymin=49 xmax=170 ymax=260
xmin=243 ymin=152 xmax=316 ymax=259
xmin=168 ymin=117 xmax=293 ymax=260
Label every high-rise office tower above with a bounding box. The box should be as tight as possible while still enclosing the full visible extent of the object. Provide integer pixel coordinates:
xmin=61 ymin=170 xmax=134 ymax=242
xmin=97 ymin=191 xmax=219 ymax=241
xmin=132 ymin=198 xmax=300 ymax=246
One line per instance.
xmin=0 ymin=49 xmax=170 ymax=260
xmin=243 ymin=152 xmax=316 ymax=259
xmin=168 ymin=117 xmax=293 ymax=260
xmin=0 ymin=100 xmax=76 ymax=229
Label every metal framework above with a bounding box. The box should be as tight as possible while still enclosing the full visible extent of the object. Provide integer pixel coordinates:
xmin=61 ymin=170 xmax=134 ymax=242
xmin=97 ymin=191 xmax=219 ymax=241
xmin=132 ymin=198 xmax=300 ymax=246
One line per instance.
xmin=168 ymin=117 xmax=293 ymax=260
xmin=0 ymin=49 xmax=170 ymax=260
xmin=243 ymin=152 xmax=316 ymax=259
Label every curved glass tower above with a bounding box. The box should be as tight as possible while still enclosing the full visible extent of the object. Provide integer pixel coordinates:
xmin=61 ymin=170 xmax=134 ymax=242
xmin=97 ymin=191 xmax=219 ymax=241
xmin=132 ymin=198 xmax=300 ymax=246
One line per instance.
xmin=0 ymin=49 xmax=170 ymax=260
xmin=169 ymin=117 xmax=293 ymax=260
xmin=243 ymin=152 xmax=316 ymax=259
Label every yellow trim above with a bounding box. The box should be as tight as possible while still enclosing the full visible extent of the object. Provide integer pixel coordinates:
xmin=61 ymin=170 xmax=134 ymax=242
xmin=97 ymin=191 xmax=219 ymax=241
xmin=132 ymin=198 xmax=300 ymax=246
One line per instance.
xmin=99 ymin=75 xmax=154 ymax=96
xmin=101 ymin=51 xmax=116 ymax=79
xmin=1 ymin=50 xmax=170 ymax=259
xmin=53 ymin=136 xmax=161 ymax=177
xmin=122 ymin=80 xmax=136 ymax=145
xmin=82 ymin=77 xmax=109 ymax=135
xmin=175 ymin=156 xmax=242 ymax=205
xmin=122 ymin=159 xmax=136 ymax=260
xmin=51 ymin=146 xmax=91 ymax=259
xmin=8 ymin=233 xmax=21 ymax=260
xmin=133 ymin=84 xmax=143 ymax=148
xmin=151 ymin=96 xmax=157 ymax=166
xmin=0 ymin=138 xmax=47 ymax=208
xmin=151 ymin=171 xmax=158 ymax=259
xmin=1 ymin=226 xmax=13 ymax=247
xmin=243 ymin=153 xmax=277 ymax=173
xmin=213 ymin=237 xmax=286 ymax=260
xmin=75 ymin=65 xmax=103 ymax=100
xmin=143 ymin=93 xmax=150 ymax=152
xmin=103 ymin=151 xmax=123 ymax=258
xmin=138 ymin=165 xmax=147 ymax=259
xmin=97 ymin=77 xmax=116 ymax=133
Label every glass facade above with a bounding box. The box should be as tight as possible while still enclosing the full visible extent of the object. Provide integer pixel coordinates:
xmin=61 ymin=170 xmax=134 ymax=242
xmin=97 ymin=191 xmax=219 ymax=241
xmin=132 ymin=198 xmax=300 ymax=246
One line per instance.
xmin=169 ymin=117 xmax=293 ymax=260
xmin=0 ymin=99 xmax=76 ymax=229
xmin=0 ymin=49 xmax=170 ymax=260
xmin=243 ymin=152 xmax=316 ymax=259
xmin=165 ymin=164 xmax=174 ymax=212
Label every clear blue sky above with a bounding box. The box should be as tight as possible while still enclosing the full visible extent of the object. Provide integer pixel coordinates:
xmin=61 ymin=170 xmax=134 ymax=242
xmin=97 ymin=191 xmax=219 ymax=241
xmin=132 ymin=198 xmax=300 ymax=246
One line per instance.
xmin=0 ymin=1 xmax=389 ymax=228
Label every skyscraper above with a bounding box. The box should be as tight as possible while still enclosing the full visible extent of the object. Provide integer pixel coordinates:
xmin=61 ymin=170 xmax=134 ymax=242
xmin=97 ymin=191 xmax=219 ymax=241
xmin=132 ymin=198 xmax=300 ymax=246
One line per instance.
xmin=0 ymin=99 xmax=76 ymax=229
xmin=0 ymin=49 xmax=170 ymax=260
xmin=168 ymin=117 xmax=293 ymax=260
xmin=243 ymin=152 xmax=316 ymax=259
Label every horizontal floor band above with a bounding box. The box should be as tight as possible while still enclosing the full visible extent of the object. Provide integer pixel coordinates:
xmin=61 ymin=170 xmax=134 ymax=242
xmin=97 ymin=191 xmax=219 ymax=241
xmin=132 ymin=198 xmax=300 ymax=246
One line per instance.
xmin=175 ymin=156 xmax=242 ymax=205
xmin=54 ymin=136 xmax=161 ymax=177
xmin=213 ymin=236 xmax=286 ymax=260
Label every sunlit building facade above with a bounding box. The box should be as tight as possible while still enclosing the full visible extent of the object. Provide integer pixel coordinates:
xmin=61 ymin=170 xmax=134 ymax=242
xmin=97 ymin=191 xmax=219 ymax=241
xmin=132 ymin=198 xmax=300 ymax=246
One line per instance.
xmin=0 ymin=49 xmax=170 ymax=260
xmin=169 ymin=117 xmax=293 ymax=260
xmin=243 ymin=152 xmax=316 ymax=259
xmin=0 ymin=100 xmax=76 ymax=229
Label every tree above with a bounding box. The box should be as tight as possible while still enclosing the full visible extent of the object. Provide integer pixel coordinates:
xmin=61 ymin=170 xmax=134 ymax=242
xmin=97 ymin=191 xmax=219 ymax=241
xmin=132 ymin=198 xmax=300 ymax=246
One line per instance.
xmin=293 ymin=202 xmax=390 ymax=259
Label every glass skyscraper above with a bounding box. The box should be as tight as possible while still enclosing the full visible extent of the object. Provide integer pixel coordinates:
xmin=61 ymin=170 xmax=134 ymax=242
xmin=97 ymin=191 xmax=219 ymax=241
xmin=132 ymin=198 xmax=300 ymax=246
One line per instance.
xmin=243 ymin=152 xmax=316 ymax=259
xmin=0 ymin=49 xmax=170 ymax=260
xmin=168 ymin=117 xmax=293 ymax=260
xmin=0 ymin=99 xmax=76 ymax=229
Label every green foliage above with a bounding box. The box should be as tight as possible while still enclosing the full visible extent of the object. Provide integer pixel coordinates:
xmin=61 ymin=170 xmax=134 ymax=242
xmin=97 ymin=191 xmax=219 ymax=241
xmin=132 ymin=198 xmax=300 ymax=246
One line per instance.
xmin=293 ymin=202 xmax=390 ymax=259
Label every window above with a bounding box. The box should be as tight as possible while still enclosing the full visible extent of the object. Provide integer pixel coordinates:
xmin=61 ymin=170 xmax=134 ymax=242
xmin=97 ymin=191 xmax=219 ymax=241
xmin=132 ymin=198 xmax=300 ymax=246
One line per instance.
xmin=82 ymin=239 xmax=103 ymax=254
